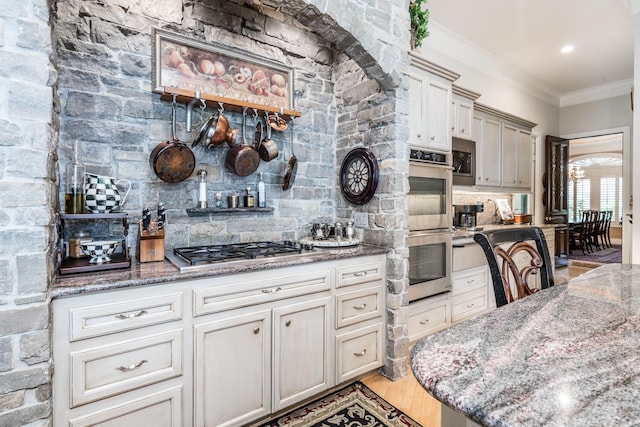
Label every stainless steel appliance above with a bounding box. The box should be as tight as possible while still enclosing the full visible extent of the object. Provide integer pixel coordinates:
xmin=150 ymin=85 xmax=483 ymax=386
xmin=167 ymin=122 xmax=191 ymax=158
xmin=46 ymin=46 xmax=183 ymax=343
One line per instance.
xmin=409 ymin=149 xmax=452 ymax=231
xmin=166 ymin=241 xmax=313 ymax=272
xmin=452 ymin=137 xmax=475 ymax=186
xmin=408 ymin=149 xmax=453 ymax=302
xmin=453 ymin=203 xmax=484 ymax=228
xmin=408 ymin=230 xmax=452 ymax=302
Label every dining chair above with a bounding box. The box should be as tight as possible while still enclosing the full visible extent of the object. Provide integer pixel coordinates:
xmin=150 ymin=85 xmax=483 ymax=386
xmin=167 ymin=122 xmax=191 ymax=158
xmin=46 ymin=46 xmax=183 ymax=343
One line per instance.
xmin=569 ymin=210 xmax=592 ymax=255
xmin=473 ymin=227 xmax=555 ymax=308
xmin=601 ymin=210 xmax=613 ymax=248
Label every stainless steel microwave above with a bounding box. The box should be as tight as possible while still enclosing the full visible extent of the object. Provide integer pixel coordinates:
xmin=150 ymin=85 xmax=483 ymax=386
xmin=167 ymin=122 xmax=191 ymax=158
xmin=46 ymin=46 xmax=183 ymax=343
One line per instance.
xmin=408 ymin=162 xmax=452 ymax=231
xmin=452 ymin=137 xmax=476 ymax=186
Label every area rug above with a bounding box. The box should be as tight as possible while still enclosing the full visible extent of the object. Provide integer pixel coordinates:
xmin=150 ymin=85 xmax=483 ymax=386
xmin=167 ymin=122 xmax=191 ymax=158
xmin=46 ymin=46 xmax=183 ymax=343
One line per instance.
xmin=569 ymin=244 xmax=621 ymax=264
xmin=258 ymin=381 xmax=421 ymax=427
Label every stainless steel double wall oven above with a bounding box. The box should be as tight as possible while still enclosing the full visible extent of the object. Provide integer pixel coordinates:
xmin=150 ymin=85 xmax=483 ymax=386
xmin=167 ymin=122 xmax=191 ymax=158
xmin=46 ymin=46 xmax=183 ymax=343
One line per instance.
xmin=408 ymin=149 xmax=453 ymax=302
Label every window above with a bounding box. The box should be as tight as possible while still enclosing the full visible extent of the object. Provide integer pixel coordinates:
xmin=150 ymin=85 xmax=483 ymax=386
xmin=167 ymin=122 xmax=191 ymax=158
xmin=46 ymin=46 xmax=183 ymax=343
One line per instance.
xmin=569 ymin=179 xmax=591 ymax=221
xmin=600 ymin=177 xmax=616 ymax=213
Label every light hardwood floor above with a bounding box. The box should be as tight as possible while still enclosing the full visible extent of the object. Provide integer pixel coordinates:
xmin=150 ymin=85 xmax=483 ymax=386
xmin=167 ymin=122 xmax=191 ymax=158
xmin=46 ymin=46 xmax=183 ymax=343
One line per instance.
xmin=362 ymin=262 xmax=598 ymax=426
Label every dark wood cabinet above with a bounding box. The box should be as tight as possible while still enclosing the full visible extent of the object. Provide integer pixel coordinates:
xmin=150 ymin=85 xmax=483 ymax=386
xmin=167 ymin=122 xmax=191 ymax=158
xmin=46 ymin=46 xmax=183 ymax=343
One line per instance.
xmin=543 ymin=135 xmax=569 ymax=225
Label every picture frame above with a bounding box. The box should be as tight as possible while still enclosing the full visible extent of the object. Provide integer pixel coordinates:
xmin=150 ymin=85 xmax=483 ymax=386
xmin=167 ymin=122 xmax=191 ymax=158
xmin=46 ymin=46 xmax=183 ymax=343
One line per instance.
xmin=152 ymin=28 xmax=294 ymax=111
xmin=495 ymin=198 xmax=514 ymax=221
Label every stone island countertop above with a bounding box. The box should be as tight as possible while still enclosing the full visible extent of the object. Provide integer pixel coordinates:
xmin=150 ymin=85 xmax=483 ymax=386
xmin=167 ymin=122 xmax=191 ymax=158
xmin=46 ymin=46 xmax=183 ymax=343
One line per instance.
xmin=411 ymin=264 xmax=640 ymax=427
xmin=52 ymin=244 xmax=387 ymax=298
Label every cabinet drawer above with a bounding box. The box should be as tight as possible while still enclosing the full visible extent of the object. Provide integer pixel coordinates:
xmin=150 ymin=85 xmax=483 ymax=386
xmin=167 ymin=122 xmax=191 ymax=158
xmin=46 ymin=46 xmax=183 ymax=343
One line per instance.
xmin=194 ymin=269 xmax=330 ymax=316
xmin=452 ymin=266 xmax=487 ymax=295
xmin=70 ymin=330 xmax=183 ymax=407
xmin=452 ymin=289 xmax=488 ymax=323
xmin=69 ymin=386 xmax=182 ymax=427
xmin=69 ymin=293 xmax=183 ymax=341
xmin=336 ymin=323 xmax=383 ymax=383
xmin=335 ymin=287 xmax=383 ymax=328
xmin=336 ymin=259 xmax=384 ymax=289
xmin=408 ymin=293 xmax=451 ymax=342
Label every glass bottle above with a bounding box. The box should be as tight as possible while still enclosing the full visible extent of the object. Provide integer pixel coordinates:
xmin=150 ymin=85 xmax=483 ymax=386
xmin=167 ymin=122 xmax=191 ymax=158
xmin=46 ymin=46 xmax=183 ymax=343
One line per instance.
xmin=65 ymin=140 xmax=85 ymax=214
xmin=198 ymin=170 xmax=207 ymax=208
xmin=257 ymin=172 xmax=266 ymax=208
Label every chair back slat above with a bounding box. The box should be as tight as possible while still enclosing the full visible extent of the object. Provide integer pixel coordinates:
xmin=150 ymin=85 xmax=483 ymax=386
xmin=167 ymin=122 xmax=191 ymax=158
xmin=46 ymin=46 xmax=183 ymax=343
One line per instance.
xmin=473 ymin=227 xmax=554 ymax=307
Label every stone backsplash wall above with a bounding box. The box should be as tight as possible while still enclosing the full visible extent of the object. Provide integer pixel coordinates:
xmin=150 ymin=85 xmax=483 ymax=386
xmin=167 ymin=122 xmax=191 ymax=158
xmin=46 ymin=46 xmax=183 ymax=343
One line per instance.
xmin=0 ymin=0 xmax=411 ymax=424
xmin=0 ymin=1 xmax=55 ymax=426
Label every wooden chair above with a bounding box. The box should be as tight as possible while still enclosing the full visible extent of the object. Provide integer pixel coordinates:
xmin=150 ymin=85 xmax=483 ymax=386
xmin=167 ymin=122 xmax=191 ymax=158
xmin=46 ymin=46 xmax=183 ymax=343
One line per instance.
xmin=601 ymin=210 xmax=613 ymax=248
xmin=591 ymin=210 xmax=605 ymax=251
xmin=569 ymin=210 xmax=592 ymax=255
xmin=473 ymin=227 xmax=555 ymax=308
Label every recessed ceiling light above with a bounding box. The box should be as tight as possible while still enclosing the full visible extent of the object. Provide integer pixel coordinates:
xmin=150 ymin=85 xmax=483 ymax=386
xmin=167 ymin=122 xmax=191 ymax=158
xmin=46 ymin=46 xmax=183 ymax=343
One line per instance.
xmin=561 ymin=45 xmax=575 ymax=54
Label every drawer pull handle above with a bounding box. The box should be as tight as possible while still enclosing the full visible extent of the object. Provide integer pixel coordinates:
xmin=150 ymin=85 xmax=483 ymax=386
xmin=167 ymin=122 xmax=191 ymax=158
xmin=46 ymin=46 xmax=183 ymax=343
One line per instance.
xmin=419 ymin=319 xmax=429 ymax=325
xmin=466 ymin=279 xmax=475 ymax=284
xmin=466 ymin=303 xmax=475 ymax=308
xmin=285 ymin=320 xmax=292 ymax=327
xmin=116 ymin=359 xmax=148 ymax=372
xmin=353 ymin=272 xmax=367 ymax=277
xmin=353 ymin=303 xmax=367 ymax=310
xmin=253 ymin=327 xmax=260 ymax=334
xmin=353 ymin=349 xmax=367 ymax=357
xmin=261 ymin=287 xmax=282 ymax=293
xmin=115 ymin=310 xmax=147 ymax=320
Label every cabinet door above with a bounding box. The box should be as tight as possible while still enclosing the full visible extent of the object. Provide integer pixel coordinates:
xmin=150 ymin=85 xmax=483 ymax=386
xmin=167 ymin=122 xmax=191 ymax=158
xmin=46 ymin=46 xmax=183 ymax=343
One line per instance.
xmin=408 ymin=74 xmax=426 ymax=149
xmin=273 ymin=297 xmax=331 ymax=411
xmin=194 ymin=310 xmax=271 ymax=427
xmin=479 ymin=118 xmax=501 ymax=186
xmin=455 ymin=100 xmax=473 ymax=139
xmin=502 ymin=124 xmax=518 ymax=187
xmin=517 ymin=129 xmax=532 ymax=189
xmin=473 ymin=117 xmax=483 ymax=185
xmin=425 ymin=79 xmax=451 ymax=152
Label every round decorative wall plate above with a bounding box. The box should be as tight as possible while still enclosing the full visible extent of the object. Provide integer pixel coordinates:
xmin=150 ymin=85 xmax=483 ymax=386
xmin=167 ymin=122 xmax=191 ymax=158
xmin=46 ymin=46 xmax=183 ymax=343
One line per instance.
xmin=340 ymin=147 xmax=379 ymax=205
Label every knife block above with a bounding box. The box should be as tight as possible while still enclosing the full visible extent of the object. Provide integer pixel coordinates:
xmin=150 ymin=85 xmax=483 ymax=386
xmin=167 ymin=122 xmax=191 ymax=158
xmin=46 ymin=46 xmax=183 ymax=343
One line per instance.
xmin=137 ymin=220 xmax=165 ymax=263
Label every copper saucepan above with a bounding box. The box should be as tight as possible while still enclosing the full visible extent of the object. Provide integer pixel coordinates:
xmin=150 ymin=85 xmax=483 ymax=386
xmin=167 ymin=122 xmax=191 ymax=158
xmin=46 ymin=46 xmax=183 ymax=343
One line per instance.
xmin=225 ymin=108 xmax=260 ymax=177
xmin=256 ymin=112 xmax=279 ymax=162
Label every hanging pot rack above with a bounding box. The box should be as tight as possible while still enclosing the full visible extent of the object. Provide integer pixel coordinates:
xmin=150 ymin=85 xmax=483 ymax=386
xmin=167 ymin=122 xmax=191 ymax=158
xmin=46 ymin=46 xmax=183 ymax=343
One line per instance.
xmin=160 ymin=86 xmax=301 ymax=132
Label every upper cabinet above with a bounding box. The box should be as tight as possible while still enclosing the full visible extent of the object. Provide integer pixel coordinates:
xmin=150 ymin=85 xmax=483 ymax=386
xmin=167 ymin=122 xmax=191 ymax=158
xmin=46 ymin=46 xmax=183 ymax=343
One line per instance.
xmin=474 ymin=103 xmax=537 ymax=191
xmin=451 ymin=86 xmax=480 ymax=140
xmin=408 ymin=53 xmax=460 ymax=153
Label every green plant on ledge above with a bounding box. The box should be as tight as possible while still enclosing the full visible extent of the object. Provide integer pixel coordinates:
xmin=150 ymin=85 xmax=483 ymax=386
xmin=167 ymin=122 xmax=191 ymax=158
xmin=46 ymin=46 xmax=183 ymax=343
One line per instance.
xmin=409 ymin=0 xmax=429 ymax=49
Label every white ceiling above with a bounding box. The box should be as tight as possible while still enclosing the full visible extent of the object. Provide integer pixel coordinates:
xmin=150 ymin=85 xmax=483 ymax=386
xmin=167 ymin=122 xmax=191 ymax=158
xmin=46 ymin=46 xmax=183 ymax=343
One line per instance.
xmin=426 ymin=0 xmax=634 ymax=98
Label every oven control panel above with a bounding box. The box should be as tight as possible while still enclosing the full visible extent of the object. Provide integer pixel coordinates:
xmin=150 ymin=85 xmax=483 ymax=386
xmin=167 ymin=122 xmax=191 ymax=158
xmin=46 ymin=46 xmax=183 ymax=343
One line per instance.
xmin=410 ymin=149 xmax=449 ymax=166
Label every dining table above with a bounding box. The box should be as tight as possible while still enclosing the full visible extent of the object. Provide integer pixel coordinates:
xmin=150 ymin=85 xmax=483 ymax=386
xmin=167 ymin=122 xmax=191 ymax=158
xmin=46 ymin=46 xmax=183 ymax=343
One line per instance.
xmin=410 ymin=264 xmax=640 ymax=427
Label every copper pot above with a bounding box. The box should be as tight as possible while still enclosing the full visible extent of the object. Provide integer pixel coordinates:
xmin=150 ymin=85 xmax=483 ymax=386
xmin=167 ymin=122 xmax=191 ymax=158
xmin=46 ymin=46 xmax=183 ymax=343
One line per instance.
xmin=226 ymin=109 xmax=260 ymax=177
xmin=256 ymin=118 xmax=279 ymax=162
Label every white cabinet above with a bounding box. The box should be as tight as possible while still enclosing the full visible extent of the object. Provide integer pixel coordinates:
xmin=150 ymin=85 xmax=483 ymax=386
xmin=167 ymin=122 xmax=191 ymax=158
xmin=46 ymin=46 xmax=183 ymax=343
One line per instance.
xmin=334 ymin=258 xmax=385 ymax=383
xmin=53 ymin=288 xmax=186 ymax=427
xmin=517 ymin=128 xmax=533 ymax=189
xmin=451 ymin=265 xmax=490 ymax=323
xmin=408 ymin=53 xmax=459 ymax=153
xmin=451 ymin=86 xmax=480 ymax=140
xmin=273 ymin=297 xmax=331 ymax=411
xmin=408 ymin=292 xmax=451 ymax=342
xmin=502 ymin=124 xmax=532 ymax=190
xmin=475 ymin=116 xmax=502 ymax=187
xmin=194 ymin=310 xmax=271 ymax=427
xmin=53 ymin=254 xmax=386 ymax=427
xmin=474 ymin=104 xmax=536 ymax=190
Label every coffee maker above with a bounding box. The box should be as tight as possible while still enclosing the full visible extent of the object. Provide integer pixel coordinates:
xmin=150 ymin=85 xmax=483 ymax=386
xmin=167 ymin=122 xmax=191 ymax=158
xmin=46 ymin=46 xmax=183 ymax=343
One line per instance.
xmin=454 ymin=203 xmax=484 ymax=229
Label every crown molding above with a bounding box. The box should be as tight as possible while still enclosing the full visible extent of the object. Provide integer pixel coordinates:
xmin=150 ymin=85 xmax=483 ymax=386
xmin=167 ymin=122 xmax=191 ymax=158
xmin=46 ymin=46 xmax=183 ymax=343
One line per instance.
xmin=409 ymin=51 xmax=460 ymax=82
xmin=452 ymin=85 xmax=481 ymax=101
xmin=559 ymin=79 xmax=634 ymax=107
xmin=475 ymin=102 xmax=537 ymax=129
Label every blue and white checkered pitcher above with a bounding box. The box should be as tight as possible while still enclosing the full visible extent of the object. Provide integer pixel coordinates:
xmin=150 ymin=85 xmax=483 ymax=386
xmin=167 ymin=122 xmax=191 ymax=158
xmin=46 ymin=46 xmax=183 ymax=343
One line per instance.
xmin=84 ymin=173 xmax=131 ymax=214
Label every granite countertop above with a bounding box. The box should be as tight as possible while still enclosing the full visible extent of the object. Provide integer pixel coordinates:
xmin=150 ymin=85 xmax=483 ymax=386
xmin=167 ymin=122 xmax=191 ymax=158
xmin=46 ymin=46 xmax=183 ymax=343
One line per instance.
xmin=52 ymin=244 xmax=387 ymax=299
xmin=411 ymin=264 xmax=640 ymax=426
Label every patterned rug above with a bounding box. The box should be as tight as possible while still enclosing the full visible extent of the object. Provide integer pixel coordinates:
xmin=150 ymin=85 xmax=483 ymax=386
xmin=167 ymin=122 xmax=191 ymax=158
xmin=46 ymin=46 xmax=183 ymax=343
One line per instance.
xmin=258 ymin=381 xmax=421 ymax=427
xmin=569 ymin=244 xmax=621 ymax=264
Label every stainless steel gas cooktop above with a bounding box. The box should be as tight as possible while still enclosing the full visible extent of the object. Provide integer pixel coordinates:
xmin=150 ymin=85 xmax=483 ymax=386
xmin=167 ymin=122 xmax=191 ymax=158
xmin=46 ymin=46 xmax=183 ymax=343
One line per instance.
xmin=166 ymin=241 xmax=314 ymax=272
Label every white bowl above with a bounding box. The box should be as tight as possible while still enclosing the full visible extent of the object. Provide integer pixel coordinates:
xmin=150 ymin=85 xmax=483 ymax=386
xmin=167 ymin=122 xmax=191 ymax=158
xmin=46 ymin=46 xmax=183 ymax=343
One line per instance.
xmin=80 ymin=240 xmax=120 ymax=263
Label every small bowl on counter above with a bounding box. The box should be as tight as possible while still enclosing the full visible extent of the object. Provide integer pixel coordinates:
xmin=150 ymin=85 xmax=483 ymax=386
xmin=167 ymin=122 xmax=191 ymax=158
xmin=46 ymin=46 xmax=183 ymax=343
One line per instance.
xmin=79 ymin=240 xmax=120 ymax=264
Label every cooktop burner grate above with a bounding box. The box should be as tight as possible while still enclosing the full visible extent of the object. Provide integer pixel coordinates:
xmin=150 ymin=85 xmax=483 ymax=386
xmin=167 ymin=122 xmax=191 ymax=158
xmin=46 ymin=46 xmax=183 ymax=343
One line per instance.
xmin=173 ymin=241 xmax=303 ymax=265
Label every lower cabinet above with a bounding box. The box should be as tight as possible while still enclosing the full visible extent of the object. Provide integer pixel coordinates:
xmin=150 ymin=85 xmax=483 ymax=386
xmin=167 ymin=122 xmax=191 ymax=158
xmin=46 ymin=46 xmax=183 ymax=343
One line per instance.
xmin=452 ymin=265 xmax=491 ymax=324
xmin=408 ymin=292 xmax=451 ymax=342
xmin=53 ymin=254 xmax=385 ymax=427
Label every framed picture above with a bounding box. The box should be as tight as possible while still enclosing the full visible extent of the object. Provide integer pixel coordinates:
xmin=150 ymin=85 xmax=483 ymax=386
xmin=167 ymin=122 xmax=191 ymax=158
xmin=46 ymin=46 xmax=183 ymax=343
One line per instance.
xmin=153 ymin=28 xmax=294 ymax=111
xmin=496 ymin=198 xmax=514 ymax=221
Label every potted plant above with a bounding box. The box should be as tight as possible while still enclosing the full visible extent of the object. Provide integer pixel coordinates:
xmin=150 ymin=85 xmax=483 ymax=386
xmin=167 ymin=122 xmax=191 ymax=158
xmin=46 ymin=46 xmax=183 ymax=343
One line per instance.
xmin=409 ymin=0 xmax=429 ymax=49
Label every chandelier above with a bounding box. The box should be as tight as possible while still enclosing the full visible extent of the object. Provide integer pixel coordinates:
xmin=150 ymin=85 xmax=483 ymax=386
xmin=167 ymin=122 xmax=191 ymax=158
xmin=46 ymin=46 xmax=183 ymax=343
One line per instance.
xmin=568 ymin=165 xmax=585 ymax=182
